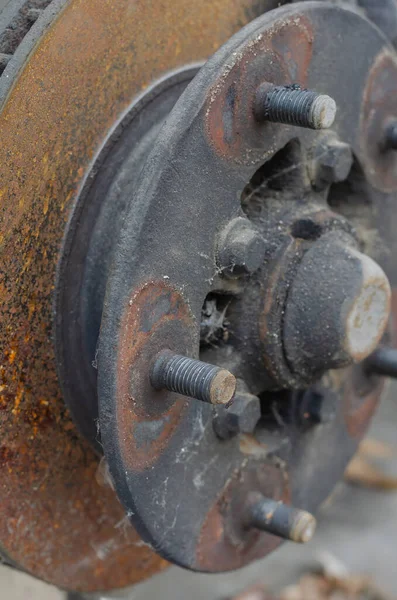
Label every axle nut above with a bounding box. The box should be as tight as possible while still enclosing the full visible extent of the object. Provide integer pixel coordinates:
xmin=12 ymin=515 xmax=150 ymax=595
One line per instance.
xmin=283 ymin=234 xmax=391 ymax=381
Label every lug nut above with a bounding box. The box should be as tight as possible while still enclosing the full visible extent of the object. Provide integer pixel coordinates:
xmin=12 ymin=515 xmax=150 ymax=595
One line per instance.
xmin=365 ymin=347 xmax=397 ymax=378
xmin=218 ymin=218 xmax=266 ymax=277
xmin=255 ymin=83 xmax=337 ymax=130
xmin=245 ymin=494 xmax=316 ymax=544
xmin=213 ymin=381 xmax=261 ymax=439
xmin=150 ymin=350 xmax=236 ymax=405
xmin=385 ymin=122 xmax=397 ymax=150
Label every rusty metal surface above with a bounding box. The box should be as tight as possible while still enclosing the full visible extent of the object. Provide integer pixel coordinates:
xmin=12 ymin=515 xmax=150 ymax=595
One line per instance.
xmin=0 ymin=0 xmax=280 ymax=591
xmin=360 ymin=50 xmax=397 ymax=192
xmin=205 ymin=14 xmax=314 ymax=163
xmin=342 ymin=366 xmax=385 ymax=438
xmin=197 ymin=462 xmax=289 ymax=571
xmin=1 ymin=0 xmax=397 ymax=590
xmin=116 ymin=283 xmax=195 ymax=472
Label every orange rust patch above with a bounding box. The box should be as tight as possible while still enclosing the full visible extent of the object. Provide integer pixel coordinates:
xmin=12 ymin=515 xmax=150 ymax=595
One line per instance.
xmin=205 ymin=14 xmax=313 ymax=163
xmin=115 ymin=282 xmax=196 ymax=472
xmin=343 ymin=372 xmax=384 ymax=439
xmin=196 ymin=462 xmax=289 ymax=571
xmin=360 ymin=50 xmax=397 ymax=193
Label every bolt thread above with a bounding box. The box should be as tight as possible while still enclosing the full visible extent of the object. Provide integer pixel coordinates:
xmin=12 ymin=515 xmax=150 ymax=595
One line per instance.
xmin=365 ymin=347 xmax=397 ymax=378
xmin=151 ymin=351 xmax=233 ymax=404
xmin=264 ymin=86 xmax=319 ymax=128
xmin=247 ymin=495 xmax=316 ymax=543
xmin=386 ymin=123 xmax=397 ymax=150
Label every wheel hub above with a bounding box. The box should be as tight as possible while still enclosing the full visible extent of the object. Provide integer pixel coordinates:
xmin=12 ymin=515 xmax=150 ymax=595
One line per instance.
xmin=57 ymin=2 xmax=396 ymax=572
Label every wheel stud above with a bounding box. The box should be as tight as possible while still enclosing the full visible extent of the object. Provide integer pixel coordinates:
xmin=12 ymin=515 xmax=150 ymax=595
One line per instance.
xmin=254 ymin=83 xmax=337 ymax=130
xmin=365 ymin=347 xmax=397 ymax=378
xmin=150 ymin=350 xmax=236 ymax=405
xmin=245 ymin=494 xmax=317 ymax=544
xmin=385 ymin=122 xmax=397 ymax=150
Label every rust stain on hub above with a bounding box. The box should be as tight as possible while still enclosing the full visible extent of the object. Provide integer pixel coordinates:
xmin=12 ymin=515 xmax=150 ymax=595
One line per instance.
xmin=196 ymin=461 xmax=289 ymax=571
xmin=360 ymin=50 xmax=397 ymax=192
xmin=205 ymin=14 xmax=313 ymax=163
xmin=115 ymin=283 xmax=196 ymax=472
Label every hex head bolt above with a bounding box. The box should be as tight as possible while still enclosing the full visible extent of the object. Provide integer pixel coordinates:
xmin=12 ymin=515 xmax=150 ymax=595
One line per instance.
xmin=245 ymin=494 xmax=317 ymax=544
xmin=213 ymin=381 xmax=261 ymax=439
xmin=365 ymin=347 xmax=397 ymax=378
xmin=254 ymin=83 xmax=337 ymax=130
xmin=217 ymin=218 xmax=266 ymax=278
xmin=310 ymin=134 xmax=353 ymax=189
xmin=150 ymin=350 xmax=236 ymax=405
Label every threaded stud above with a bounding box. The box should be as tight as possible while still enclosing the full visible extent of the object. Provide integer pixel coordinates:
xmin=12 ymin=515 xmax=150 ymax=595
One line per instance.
xmin=255 ymin=83 xmax=337 ymax=130
xmin=385 ymin=122 xmax=397 ymax=150
xmin=365 ymin=347 xmax=397 ymax=378
xmin=150 ymin=350 xmax=236 ymax=405
xmin=246 ymin=494 xmax=317 ymax=544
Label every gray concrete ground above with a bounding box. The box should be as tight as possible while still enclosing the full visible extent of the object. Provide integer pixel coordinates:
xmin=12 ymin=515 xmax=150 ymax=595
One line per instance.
xmin=1 ymin=385 xmax=397 ymax=600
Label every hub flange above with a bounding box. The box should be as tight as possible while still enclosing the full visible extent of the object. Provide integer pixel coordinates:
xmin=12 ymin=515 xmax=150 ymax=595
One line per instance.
xmin=58 ymin=2 xmax=397 ymax=571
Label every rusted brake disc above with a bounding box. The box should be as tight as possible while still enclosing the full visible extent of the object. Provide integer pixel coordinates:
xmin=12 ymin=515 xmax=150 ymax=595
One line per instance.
xmin=2 ymin=0 xmax=397 ymax=593
xmin=0 ymin=0 xmax=284 ymax=592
